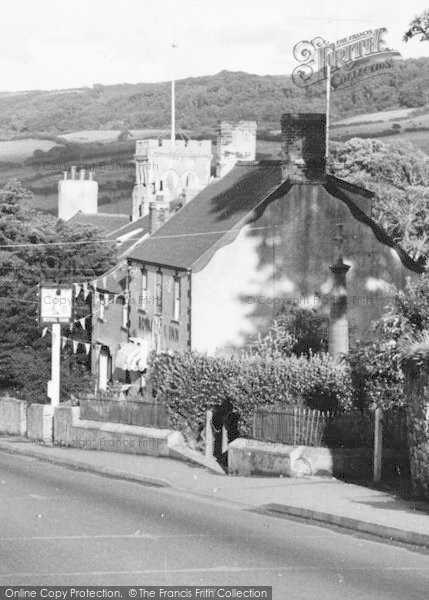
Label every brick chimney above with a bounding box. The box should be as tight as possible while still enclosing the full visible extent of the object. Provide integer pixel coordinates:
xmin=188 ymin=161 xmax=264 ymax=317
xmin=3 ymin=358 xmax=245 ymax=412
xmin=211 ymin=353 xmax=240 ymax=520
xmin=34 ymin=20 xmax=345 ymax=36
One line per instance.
xmin=149 ymin=202 xmax=161 ymax=235
xmin=328 ymin=224 xmax=350 ymax=361
xmin=216 ymin=120 xmax=257 ymax=178
xmin=281 ymin=113 xmax=326 ymax=183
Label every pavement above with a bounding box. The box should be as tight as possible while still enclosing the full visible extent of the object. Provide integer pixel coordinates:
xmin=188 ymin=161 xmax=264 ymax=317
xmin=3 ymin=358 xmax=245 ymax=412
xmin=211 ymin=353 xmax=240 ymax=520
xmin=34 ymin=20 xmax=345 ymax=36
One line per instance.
xmin=0 ymin=436 xmax=428 ymax=548
xmin=2 ymin=450 xmax=429 ymax=597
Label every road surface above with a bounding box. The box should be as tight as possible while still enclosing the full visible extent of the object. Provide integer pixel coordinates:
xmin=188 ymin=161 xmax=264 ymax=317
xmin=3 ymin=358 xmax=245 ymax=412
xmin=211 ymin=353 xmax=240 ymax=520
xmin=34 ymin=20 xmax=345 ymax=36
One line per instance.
xmin=0 ymin=451 xmax=428 ymax=599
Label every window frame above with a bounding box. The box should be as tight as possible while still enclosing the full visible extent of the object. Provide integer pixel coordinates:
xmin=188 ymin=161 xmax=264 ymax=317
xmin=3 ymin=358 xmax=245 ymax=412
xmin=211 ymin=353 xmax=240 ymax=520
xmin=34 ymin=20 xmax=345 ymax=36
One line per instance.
xmin=155 ymin=270 xmax=163 ymax=315
xmin=140 ymin=268 xmax=148 ymax=311
xmin=121 ymin=296 xmax=128 ymax=329
xmin=98 ymin=293 xmax=105 ymax=321
xmin=172 ymin=276 xmax=181 ymax=322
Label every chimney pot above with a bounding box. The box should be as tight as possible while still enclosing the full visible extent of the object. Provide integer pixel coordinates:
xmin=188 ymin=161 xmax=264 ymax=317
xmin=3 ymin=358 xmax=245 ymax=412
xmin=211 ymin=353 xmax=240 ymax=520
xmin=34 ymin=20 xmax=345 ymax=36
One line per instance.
xmin=89 ymin=171 xmax=94 ymax=181
xmin=63 ymin=171 xmax=68 ymax=181
xmin=281 ymin=113 xmax=326 ymax=183
xmin=79 ymin=169 xmax=86 ymax=181
xmin=71 ymin=166 xmax=76 ymax=180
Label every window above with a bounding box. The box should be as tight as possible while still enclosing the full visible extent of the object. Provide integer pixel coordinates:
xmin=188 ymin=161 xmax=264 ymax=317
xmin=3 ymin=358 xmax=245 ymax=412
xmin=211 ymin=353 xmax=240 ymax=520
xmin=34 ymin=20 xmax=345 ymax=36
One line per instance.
xmin=140 ymin=269 xmax=148 ymax=310
xmin=173 ymin=277 xmax=181 ymax=322
xmin=156 ymin=271 xmax=163 ymax=315
xmin=99 ymin=293 xmax=105 ymax=321
xmin=122 ymin=297 xmax=128 ymax=329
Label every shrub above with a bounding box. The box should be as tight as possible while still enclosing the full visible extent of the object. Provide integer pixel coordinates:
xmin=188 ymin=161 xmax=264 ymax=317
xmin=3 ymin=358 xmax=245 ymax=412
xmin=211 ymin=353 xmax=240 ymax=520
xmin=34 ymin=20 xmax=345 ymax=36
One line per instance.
xmin=149 ymin=351 xmax=352 ymax=445
xmin=347 ymin=274 xmax=429 ymax=410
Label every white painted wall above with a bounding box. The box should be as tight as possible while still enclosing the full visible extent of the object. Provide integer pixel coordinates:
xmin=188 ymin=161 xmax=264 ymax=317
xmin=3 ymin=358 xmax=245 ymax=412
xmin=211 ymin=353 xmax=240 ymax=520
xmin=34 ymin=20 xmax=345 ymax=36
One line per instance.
xmin=191 ymin=225 xmax=295 ymax=354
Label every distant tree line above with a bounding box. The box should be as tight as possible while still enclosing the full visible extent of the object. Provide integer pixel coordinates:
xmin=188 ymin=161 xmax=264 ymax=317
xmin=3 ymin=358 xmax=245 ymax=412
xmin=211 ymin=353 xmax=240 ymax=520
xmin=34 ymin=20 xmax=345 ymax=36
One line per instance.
xmin=1 ymin=59 xmax=429 ymax=136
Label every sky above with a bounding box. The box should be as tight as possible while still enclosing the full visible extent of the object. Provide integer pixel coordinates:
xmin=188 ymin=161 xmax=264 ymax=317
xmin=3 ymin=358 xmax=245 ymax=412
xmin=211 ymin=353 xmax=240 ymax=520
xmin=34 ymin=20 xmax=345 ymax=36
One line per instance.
xmin=1 ymin=0 xmax=429 ymax=91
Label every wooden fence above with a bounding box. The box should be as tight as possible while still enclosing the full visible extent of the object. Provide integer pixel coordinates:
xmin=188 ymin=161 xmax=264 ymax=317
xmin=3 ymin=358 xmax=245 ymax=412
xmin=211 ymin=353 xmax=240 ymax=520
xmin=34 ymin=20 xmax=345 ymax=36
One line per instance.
xmin=253 ymin=406 xmax=407 ymax=449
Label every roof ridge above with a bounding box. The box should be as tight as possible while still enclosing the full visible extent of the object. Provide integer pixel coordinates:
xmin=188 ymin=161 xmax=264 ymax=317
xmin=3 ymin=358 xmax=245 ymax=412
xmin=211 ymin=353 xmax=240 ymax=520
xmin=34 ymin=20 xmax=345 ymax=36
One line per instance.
xmin=325 ymin=179 xmax=425 ymax=273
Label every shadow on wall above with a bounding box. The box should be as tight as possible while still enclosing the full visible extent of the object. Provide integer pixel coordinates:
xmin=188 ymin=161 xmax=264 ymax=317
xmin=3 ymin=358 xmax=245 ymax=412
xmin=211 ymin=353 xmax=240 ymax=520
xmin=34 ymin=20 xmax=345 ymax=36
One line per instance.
xmin=207 ymin=174 xmax=409 ymax=350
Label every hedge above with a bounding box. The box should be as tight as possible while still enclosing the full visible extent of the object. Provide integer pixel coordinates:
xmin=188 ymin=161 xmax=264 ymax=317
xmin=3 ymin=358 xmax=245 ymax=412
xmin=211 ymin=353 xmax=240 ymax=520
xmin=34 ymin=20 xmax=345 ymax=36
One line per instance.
xmin=149 ymin=351 xmax=352 ymax=445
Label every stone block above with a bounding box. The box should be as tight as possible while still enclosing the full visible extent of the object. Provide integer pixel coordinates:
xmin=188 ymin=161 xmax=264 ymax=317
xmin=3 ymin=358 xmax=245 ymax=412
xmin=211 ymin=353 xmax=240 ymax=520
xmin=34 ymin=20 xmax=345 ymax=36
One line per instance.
xmin=27 ymin=403 xmax=54 ymax=444
xmin=0 ymin=397 xmax=27 ymax=435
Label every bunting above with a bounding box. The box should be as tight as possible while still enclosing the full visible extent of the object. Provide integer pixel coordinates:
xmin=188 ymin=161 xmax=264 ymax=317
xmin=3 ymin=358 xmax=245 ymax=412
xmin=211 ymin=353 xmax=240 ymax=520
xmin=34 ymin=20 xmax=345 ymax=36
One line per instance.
xmin=72 ymin=340 xmax=79 ymax=354
xmin=61 ymin=337 xmax=67 ymax=350
xmin=79 ymin=317 xmax=86 ymax=329
xmin=41 ymin=327 xmax=48 ymax=338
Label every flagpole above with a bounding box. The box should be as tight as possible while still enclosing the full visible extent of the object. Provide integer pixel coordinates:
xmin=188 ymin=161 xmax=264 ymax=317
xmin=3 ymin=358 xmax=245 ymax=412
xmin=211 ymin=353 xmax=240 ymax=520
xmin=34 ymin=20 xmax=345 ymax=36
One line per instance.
xmin=171 ymin=44 xmax=177 ymax=146
xmin=325 ymin=60 xmax=331 ymax=162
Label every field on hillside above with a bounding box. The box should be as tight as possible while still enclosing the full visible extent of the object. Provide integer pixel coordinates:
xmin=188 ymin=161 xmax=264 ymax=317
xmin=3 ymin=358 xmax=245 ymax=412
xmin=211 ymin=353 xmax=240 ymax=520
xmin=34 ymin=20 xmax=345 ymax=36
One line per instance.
xmin=331 ymin=106 xmax=429 ymax=141
xmin=60 ymin=128 xmax=178 ymax=144
xmin=335 ymin=107 xmax=419 ymax=126
xmin=0 ymin=138 xmax=60 ymax=161
xmin=1 ymin=108 xmax=428 ymax=218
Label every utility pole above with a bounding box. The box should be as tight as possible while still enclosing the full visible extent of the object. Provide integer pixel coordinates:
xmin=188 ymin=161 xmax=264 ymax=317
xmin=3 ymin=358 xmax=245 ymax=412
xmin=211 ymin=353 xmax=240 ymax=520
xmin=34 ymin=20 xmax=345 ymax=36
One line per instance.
xmin=171 ymin=44 xmax=177 ymax=146
xmin=325 ymin=60 xmax=331 ymax=162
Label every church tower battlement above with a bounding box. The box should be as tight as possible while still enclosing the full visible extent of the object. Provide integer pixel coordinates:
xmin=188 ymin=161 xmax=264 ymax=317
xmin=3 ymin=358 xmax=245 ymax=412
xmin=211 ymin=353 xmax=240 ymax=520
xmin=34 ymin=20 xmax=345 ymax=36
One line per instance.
xmin=132 ymin=138 xmax=212 ymax=220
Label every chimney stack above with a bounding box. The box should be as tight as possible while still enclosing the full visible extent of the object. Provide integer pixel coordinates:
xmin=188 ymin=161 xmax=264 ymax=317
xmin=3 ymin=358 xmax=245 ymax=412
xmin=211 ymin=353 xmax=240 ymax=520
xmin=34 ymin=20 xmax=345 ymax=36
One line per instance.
xmin=149 ymin=202 xmax=161 ymax=235
xmin=216 ymin=120 xmax=257 ymax=178
xmin=158 ymin=207 xmax=167 ymax=226
xmin=281 ymin=113 xmax=326 ymax=183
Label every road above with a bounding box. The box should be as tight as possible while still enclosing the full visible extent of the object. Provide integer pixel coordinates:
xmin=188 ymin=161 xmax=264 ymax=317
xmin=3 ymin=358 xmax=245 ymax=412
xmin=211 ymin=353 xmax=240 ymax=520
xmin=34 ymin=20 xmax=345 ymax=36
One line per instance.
xmin=0 ymin=451 xmax=428 ymax=599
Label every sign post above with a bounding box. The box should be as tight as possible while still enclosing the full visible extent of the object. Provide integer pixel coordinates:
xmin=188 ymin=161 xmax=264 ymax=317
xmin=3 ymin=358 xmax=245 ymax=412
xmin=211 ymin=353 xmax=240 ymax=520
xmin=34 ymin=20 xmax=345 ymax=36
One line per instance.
xmin=50 ymin=323 xmax=61 ymax=407
xmin=39 ymin=284 xmax=73 ymax=407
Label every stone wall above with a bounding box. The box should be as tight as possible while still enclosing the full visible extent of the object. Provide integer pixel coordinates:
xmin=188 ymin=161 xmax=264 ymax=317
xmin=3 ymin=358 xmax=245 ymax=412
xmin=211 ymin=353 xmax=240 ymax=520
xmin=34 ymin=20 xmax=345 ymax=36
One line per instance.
xmin=27 ymin=404 xmax=54 ymax=444
xmin=53 ymin=405 xmax=183 ymax=457
xmin=0 ymin=397 xmax=27 ymax=435
xmin=228 ymin=438 xmax=407 ymax=480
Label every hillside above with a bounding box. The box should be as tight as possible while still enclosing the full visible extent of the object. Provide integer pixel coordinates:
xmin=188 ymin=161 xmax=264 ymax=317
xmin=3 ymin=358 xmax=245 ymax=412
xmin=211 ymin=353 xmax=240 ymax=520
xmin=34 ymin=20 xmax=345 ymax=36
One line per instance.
xmin=1 ymin=58 xmax=429 ymax=138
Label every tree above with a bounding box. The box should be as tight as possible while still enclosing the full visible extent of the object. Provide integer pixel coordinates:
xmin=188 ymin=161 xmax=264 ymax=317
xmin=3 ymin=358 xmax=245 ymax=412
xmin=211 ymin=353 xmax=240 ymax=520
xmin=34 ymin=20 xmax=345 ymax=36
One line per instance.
xmin=248 ymin=300 xmax=329 ymax=358
xmin=403 ymin=10 xmax=429 ymax=42
xmin=328 ymin=138 xmax=429 ymax=264
xmin=0 ymin=180 xmax=115 ymax=401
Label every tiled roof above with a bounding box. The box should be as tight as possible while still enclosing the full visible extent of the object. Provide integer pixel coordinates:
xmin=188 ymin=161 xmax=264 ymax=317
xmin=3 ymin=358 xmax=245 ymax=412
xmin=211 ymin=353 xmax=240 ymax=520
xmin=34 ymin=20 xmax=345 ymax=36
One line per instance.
xmin=128 ymin=162 xmax=287 ymax=271
xmin=68 ymin=212 xmax=130 ymax=234
xmin=107 ymin=214 xmax=150 ymax=239
xmin=126 ymin=163 xmax=424 ymax=275
xmin=106 ymin=214 xmax=150 ymax=258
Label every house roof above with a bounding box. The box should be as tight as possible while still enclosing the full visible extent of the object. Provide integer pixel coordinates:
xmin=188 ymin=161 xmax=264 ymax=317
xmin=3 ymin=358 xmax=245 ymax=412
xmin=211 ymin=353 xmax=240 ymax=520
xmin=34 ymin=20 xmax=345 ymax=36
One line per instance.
xmin=126 ymin=161 xmax=424 ymax=275
xmin=128 ymin=162 xmax=287 ymax=270
xmin=107 ymin=214 xmax=150 ymax=239
xmin=94 ymin=261 xmax=128 ymax=294
xmin=68 ymin=211 xmax=130 ymax=234
xmin=106 ymin=213 xmax=150 ymax=258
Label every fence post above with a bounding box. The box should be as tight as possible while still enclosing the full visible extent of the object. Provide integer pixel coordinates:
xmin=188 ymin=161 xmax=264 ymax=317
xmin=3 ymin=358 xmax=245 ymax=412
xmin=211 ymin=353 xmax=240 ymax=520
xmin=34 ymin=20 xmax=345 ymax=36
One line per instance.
xmin=205 ymin=409 xmax=214 ymax=459
xmin=373 ymin=407 xmax=383 ymax=483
